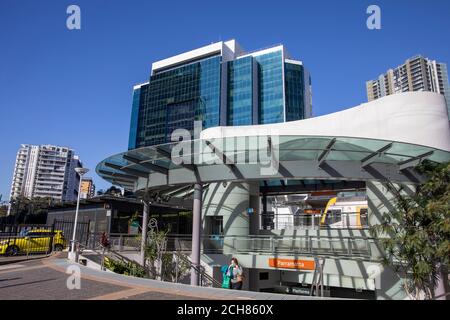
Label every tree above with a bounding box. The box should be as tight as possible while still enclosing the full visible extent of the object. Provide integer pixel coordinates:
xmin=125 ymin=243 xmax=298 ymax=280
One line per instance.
xmin=0 ymin=205 xmax=8 ymax=217
xmin=143 ymin=228 xmax=190 ymax=282
xmin=8 ymin=196 xmax=61 ymax=224
xmin=144 ymin=229 xmax=168 ymax=279
xmin=104 ymin=186 xmax=122 ymax=197
xmin=370 ymin=160 xmax=450 ymax=300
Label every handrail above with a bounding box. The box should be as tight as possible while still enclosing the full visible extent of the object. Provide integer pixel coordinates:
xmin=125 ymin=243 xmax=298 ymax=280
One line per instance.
xmin=83 ymin=233 xmax=376 ymax=259
xmin=108 ymin=249 xmax=157 ymax=277
xmin=164 ymin=234 xmax=376 ymax=241
xmin=85 ymin=244 xmax=155 ymax=278
xmin=97 ymin=245 xmax=221 ymax=287
xmin=176 ymin=252 xmax=222 ymax=288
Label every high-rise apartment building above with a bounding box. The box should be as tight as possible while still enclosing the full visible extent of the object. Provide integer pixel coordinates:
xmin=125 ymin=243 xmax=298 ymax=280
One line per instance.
xmin=80 ymin=177 xmax=95 ymax=199
xmin=128 ymin=40 xmax=312 ymax=149
xmin=9 ymin=144 xmax=83 ymax=202
xmin=366 ymin=55 xmax=450 ymax=117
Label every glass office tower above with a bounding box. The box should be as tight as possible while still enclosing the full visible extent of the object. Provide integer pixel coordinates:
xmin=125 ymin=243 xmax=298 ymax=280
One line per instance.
xmin=128 ymin=40 xmax=312 ymax=149
xmin=227 ymin=56 xmax=255 ymax=126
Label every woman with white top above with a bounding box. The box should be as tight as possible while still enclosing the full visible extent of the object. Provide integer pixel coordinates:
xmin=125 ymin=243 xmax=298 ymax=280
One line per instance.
xmin=227 ymin=257 xmax=243 ymax=290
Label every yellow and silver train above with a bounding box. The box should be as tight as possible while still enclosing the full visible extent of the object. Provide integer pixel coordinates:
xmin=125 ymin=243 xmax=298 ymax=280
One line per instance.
xmin=319 ymin=195 xmax=368 ymax=229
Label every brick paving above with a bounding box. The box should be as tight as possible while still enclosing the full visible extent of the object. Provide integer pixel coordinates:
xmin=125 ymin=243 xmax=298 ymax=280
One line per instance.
xmin=0 ymin=257 xmax=207 ymax=300
xmin=0 ymin=260 xmax=127 ymax=300
xmin=0 ymin=254 xmax=335 ymax=300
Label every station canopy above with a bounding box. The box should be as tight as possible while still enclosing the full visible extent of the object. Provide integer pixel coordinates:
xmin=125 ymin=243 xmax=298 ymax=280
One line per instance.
xmin=96 ymin=135 xmax=450 ymax=193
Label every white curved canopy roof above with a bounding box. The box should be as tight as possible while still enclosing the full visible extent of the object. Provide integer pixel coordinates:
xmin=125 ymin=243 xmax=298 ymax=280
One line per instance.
xmin=201 ymin=92 xmax=450 ymax=152
xmin=96 ymin=92 xmax=450 ymax=191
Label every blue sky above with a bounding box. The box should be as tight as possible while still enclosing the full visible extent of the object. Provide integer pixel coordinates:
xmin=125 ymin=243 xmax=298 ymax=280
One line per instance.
xmin=0 ymin=0 xmax=449 ymax=201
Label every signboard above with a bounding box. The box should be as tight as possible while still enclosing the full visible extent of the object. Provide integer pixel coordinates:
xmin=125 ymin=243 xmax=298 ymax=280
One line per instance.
xmin=268 ymin=258 xmax=315 ymax=270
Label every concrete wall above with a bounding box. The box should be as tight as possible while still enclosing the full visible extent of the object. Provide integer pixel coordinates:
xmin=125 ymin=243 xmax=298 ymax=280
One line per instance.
xmin=366 ymin=180 xmax=416 ymax=300
xmin=202 ymin=182 xmax=254 ymax=253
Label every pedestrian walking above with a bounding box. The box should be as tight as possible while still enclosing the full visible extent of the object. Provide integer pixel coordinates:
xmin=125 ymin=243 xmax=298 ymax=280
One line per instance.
xmin=227 ymin=257 xmax=244 ymax=290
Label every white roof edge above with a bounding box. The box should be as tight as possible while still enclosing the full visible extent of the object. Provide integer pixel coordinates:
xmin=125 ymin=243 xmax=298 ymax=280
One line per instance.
xmin=152 ymin=41 xmax=230 ymax=73
xmin=200 ymin=92 xmax=450 ymax=152
xmin=285 ymin=59 xmax=303 ymax=65
xmin=133 ymin=82 xmax=149 ymax=90
xmin=238 ymin=44 xmax=284 ymax=59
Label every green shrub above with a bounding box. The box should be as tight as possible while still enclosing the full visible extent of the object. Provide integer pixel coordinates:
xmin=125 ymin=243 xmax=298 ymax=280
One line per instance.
xmin=103 ymin=256 xmax=146 ymax=278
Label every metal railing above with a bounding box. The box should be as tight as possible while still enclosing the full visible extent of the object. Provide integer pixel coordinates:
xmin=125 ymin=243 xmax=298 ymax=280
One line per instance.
xmin=81 ymin=236 xmax=220 ymax=287
xmin=163 ymin=234 xmax=374 ymax=258
xmin=260 ymin=212 xmax=369 ymax=230
xmin=82 ymin=231 xmax=375 ymax=261
xmin=102 ymin=233 xmax=374 ymax=259
xmin=176 ymin=251 xmax=222 ymax=288
xmin=76 ymin=240 xmax=152 ymax=278
xmin=108 ymin=233 xmax=141 ymax=251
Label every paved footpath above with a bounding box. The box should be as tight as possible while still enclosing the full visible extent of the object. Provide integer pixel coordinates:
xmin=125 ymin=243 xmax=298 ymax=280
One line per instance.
xmin=0 ymin=253 xmax=332 ymax=300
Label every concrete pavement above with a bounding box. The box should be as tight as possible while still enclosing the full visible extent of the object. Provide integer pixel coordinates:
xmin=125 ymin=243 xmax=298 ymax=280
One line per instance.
xmin=0 ymin=254 xmax=337 ymax=300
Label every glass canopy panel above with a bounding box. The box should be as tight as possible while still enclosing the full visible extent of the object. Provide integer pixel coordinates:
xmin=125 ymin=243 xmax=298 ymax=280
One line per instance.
xmin=334 ymin=137 xmax=390 ymax=152
xmin=387 ymin=143 xmax=432 ymax=159
xmin=104 ymin=154 xmax=129 ymax=167
xmin=429 ymin=149 xmax=450 ymax=163
xmin=303 ymin=179 xmax=320 ymax=185
xmin=278 ymin=150 xmax=321 ymax=161
xmin=368 ymin=153 xmax=402 ymax=165
xmin=326 ymin=150 xmax=372 ymax=161
xmin=265 ymin=180 xmax=283 ymax=186
xmin=96 ymin=135 xmax=450 ymax=188
xmin=135 ymin=146 xmax=168 ymax=162
xmin=278 ymin=136 xmax=331 ymax=151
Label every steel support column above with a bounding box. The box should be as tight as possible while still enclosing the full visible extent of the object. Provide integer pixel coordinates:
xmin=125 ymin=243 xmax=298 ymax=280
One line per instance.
xmin=190 ymin=183 xmax=202 ymax=286
xmin=140 ymin=200 xmax=149 ymax=267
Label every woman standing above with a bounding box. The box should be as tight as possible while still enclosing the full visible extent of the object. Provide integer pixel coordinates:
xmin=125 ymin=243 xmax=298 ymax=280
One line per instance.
xmin=227 ymin=257 xmax=244 ymax=290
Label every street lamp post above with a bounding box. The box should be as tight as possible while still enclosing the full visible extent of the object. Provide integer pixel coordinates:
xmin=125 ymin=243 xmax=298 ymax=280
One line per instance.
xmin=69 ymin=167 xmax=89 ymax=261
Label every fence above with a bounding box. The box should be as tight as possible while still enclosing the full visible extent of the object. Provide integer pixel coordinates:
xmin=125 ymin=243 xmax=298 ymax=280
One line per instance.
xmin=0 ymin=219 xmax=90 ymax=258
xmin=0 ymin=225 xmax=57 ymax=257
xmin=103 ymin=233 xmax=375 ymax=259
xmin=164 ymin=234 xmax=374 ymax=259
xmin=53 ymin=219 xmax=91 ymax=247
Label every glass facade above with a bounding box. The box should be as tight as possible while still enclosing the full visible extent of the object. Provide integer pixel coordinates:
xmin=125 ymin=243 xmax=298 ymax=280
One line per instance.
xmin=254 ymin=50 xmax=284 ymax=124
xmin=135 ymin=56 xmax=221 ymax=148
xmin=227 ymin=56 xmax=254 ymax=125
xmin=128 ymin=84 xmax=147 ymax=150
xmin=129 ymin=43 xmax=311 ymax=149
xmin=165 ymin=100 xmax=196 ymax=142
xmin=284 ymin=62 xmax=305 ymax=122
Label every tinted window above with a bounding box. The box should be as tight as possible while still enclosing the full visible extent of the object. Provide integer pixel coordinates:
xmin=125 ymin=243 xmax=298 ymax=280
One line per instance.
xmin=259 ymin=272 xmax=269 ymax=280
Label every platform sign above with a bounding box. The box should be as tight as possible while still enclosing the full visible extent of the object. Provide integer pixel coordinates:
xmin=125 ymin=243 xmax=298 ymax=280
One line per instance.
xmin=268 ymin=258 xmax=315 ymax=270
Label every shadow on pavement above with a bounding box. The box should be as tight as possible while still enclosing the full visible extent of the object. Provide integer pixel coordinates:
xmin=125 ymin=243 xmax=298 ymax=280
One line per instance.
xmin=0 ymin=278 xmax=57 ymax=289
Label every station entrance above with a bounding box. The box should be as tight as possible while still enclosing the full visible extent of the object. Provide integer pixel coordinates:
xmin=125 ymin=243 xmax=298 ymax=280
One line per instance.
xmin=259 ymin=180 xmax=368 ymax=232
xmin=255 ymin=267 xmax=376 ymax=299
